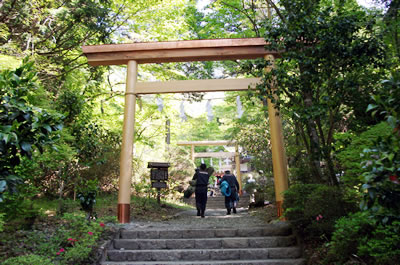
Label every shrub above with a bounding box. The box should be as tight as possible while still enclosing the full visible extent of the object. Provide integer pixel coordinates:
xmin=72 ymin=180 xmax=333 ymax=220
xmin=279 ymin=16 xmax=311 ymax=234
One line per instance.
xmin=62 ymin=241 xmax=95 ymax=264
xmin=326 ymin=211 xmax=374 ymax=264
xmin=77 ymin=179 xmax=98 ymax=220
xmin=360 ymin=73 xmax=400 ymax=225
xmin=358 ymin=221 xmax=400 ymax=265
xmin=2 ymin=254 xmax=53 ymax=265
xmin=335 ymin=122 xmax=392 ymax=186
xmin=327 ymin=213 xmax=400 ymax=265
xmin=283 ymin=183 xmax=357 ymax=238
xmin=1 ymin=190 xmax=40 ymax=229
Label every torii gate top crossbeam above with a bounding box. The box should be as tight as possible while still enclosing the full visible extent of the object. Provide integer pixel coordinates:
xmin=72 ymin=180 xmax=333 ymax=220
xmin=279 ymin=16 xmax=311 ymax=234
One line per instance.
xmin=177 ymin=140 xmax=236 ymax=146
xmin=82 ymin=38 xmax=276 ymax=66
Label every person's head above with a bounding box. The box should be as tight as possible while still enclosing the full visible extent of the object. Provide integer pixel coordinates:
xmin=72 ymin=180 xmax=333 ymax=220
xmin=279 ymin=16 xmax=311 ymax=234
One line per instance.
xmin=200 ymin=163 xmax=207 ymax=170
xmin=224 ymin=170 xmax=231 ymax=174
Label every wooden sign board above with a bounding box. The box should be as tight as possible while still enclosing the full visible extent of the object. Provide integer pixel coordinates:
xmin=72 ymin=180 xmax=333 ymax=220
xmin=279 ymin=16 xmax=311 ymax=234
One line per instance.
xmin=150 ymin=168 xmax=168 ymax=181
xmin=151 ymin=181 xmax=167 ymax=189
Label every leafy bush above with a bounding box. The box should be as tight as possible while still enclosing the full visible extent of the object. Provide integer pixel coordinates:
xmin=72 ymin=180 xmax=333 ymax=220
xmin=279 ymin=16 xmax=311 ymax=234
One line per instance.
xmin=0 ymin=59 xmax=63 ymax=202
xmin=360 ymin=73 xmax=400 ymax=225
xmin=327 ymin=212 xmax=400 ymax=265
xmin=335 ymin=122 xmax=392 ymax=186
xmin=360 ymin=133 xmax=400 ymax=224
xmin=77 ymin=179 xmax=98 ymax=220
xmin=2 ymin=254 xmax=53 ymax=265
xmin=1 ymin=190 xmax=40 ymax=229
xmin=358 ymin=221 xmax=400 ymax=265
xmin=283 ymin=184 xmax=357 ymax=238
xmin=326 ymin=211 xmax=374 ymax=264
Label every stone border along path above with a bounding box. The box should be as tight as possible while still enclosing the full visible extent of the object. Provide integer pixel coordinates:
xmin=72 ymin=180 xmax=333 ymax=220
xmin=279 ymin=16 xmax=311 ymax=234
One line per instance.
xmin=100 ymin=206 xmax=305 ymax=265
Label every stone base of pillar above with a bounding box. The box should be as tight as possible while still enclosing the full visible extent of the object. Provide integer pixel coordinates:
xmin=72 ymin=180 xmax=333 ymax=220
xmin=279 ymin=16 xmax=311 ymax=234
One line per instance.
xmin=118 ymin=203 xmax=130 ymax=223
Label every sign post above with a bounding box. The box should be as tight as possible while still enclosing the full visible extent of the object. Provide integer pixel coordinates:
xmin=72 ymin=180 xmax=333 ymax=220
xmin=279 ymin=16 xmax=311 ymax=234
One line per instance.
xmin=148 ymin=162 xmax=170 ymax=204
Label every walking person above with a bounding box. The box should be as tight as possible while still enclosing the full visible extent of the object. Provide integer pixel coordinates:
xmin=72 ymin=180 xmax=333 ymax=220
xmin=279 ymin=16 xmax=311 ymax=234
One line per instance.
xmin=221 ymin=170 xmax=240 ymax=215
xmin=192 ymin=163 xmax=210 ymax=218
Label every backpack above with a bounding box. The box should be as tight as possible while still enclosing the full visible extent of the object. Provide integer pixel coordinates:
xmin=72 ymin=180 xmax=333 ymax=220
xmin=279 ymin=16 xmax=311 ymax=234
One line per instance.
xmin=220 ymin=180 xmax=231 ymax=197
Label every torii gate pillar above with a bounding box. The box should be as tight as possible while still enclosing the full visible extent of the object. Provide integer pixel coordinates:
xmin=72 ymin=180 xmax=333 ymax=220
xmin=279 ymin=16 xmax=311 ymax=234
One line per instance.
xmin=265 ymin=55 xmax=289 ymax=217
xmin=118 ymin=60 xmax=137 ymax=223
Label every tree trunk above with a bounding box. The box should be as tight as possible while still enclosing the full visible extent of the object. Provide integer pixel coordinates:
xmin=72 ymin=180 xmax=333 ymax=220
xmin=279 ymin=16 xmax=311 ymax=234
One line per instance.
xmin=303 ymin=92 xmax=324 ymax=182
xmin=324 ymin=150 xmax=339 ymax=185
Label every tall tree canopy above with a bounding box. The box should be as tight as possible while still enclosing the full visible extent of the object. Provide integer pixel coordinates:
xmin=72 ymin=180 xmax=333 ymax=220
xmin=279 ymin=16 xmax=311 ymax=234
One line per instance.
xmin=257 ymin=0 xmax=386 ymax=184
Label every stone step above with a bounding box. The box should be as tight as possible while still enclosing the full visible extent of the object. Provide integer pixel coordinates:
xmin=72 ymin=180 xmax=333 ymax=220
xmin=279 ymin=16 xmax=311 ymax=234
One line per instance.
xmin=107 ymin=247 xmax=302 ymax=262
xmin=114 ymin=236 xmax=296 ymax=250
xmin=102 ymin=258 xmax=306 ymax=265
xmin=120 ymin=226 xmax=292 ymax=239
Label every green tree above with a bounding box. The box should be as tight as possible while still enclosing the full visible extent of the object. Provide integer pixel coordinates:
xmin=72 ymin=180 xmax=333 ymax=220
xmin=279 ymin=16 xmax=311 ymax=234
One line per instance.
xmin=258 ymin=0 xmax=385 ymax=184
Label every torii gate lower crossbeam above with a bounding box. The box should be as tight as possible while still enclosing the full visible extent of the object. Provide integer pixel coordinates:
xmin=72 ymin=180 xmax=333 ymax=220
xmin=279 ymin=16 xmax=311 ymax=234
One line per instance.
xmin=82 ymin=38 xmax=289 ymax=223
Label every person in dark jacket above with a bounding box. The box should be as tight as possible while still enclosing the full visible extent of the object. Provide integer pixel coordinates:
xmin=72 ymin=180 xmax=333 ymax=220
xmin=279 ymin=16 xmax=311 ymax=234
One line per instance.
xmin=221 ymin=170 xmax=240 ymax=215
xmin=192 ymin=163 xmax=210 ymax=218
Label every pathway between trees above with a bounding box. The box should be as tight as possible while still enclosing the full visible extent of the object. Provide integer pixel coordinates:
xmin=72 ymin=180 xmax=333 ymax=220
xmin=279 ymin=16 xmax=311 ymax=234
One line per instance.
xmin=100 ymin=196 xmax=304 ymax=265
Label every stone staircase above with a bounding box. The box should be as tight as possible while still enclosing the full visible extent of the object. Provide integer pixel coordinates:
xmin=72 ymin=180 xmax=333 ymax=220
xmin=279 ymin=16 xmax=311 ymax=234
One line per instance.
xmin=183 ymin=194 xmax=250 ymax=209
xmin=100 ymin=223 xmax=304 ymax=265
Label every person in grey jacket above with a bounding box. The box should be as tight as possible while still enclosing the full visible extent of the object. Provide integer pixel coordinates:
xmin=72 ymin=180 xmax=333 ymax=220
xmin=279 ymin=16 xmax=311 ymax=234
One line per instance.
xmin=221 ymin=170 xmax=240 ymax=215
xmin=192 ymin=163 xmax=210 ymax=218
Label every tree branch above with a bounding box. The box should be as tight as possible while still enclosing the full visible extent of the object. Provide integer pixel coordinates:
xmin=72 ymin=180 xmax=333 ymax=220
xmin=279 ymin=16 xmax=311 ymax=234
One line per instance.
xmin=265 ymin=0 xmax=285 ymax=23
xmin=220 ymin=0 xmax=260 ymax=37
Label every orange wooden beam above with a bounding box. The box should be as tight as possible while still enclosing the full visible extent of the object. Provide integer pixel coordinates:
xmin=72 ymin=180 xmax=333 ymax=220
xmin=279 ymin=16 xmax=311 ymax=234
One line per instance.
xmin=82 ymin=38 xmax=277 ymax=66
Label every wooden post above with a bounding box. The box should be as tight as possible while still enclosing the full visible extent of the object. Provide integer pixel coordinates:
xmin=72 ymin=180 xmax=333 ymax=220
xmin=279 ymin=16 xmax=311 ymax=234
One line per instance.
xmin=118 ymin=60 xmax=138 ymax=223
xmin=235 ymin=143 xmax=242 ymax=193
xmin=265 ymin=54 xmax=289 ymax=218
xmin=191 ymin=145 xmax=195 ymax=161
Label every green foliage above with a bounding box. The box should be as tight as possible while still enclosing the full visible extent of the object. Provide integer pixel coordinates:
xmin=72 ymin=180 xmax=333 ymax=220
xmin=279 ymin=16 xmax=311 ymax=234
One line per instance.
xmin=258 ymin=0 xmax=386 ymax=184
xmin=186 ymin=0 xmax=262 ymax=39
xmin=335 ymin=122 xmax=392 ymax=186
xmin=2 ymin=254 xmax=53 ymax=265
xmin=0 ymin=211 xmax=107 ymax=264
xmin=0 ymin=59 xmax=63 ymax=202
xmin=326 ymin=73 xmax=400 ymax=264
xmin=326 ymin=211 xmax=375 ymax=264
xmin=165 ymin=146 xmax=195 ymax=199
xmin=0 ymin=213 xmax=4 ymax=232
xmin=77 ymin=180 xmax=98 ymax=220
xmin=327 ymin=212 xmax=400 ymax=265
xmin=358 ymin=221 xmax=400 ymax=265
xmin=1 ymin=192 xmax=40 ymax=229
xmin=283 ymin=184 xmax=357 ymax=238
xmin=360 ymin=74 xmax=400 ymax=225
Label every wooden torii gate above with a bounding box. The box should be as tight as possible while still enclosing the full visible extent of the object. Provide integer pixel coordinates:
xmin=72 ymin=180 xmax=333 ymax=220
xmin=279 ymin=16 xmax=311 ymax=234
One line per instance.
xmin=82 ymin=38 xmax=289 ymax=223
xmin=177 ymin=140 xmax=243 ymax=191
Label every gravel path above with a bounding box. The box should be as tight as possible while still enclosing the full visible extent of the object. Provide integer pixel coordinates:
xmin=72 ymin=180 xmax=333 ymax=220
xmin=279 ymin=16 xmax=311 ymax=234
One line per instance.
xmin=119 ymin=207 xmax=275 ymax=230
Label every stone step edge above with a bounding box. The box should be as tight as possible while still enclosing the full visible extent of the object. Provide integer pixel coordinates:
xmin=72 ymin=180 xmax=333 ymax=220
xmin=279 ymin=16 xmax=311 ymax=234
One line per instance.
xmin=108 ymin=247 xmax=300 ymax=253
xmin=107 ymin=247 xmax=302 ymax=261
xmin=101 ymin=258 xmax=306 ymax=265
xmin=120 ymin=226 xmax=292 ymax=239
xmin=113 ymin=236 xmax=296 ymax=249
xmin=115 ymin=236 xmax=294 ymax=242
